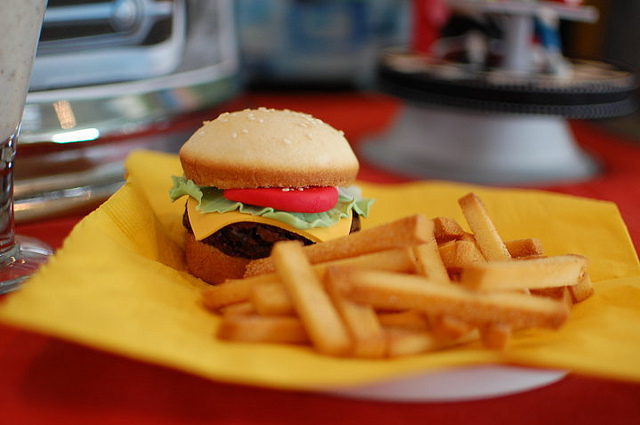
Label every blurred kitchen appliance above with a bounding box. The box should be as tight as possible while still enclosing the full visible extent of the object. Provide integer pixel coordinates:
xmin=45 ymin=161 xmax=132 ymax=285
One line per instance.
xmin=362 ymin=1 xmax=637 ymax=185
xmin=17 ymin=0 xmax=240 ymax=222
xmin=236 ymin=0 xmax=411 ymax=89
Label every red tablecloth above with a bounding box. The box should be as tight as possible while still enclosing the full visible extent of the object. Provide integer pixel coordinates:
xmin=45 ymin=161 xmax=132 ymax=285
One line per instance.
xmin=2 ymin=92 xmax=639 ymax=424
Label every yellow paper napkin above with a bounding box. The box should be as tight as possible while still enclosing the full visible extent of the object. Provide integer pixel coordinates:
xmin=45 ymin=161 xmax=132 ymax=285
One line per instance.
xmin=1 ymin=150 xmax=639 ymax=390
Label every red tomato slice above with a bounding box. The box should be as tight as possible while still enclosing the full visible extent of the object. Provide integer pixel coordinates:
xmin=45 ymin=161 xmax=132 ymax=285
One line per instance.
xmin=223 ymin=186 xmax=339 ymax=213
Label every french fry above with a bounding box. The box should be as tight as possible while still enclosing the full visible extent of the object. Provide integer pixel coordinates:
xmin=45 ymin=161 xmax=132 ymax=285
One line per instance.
xmin=412 ymin=236 xmax=481 ymax=340
xmin=448 ymin=240 xmax=487 ymax=271
xmin=458 ymin=193 xmax=511 ymax=261
xmin=325 ymin=267 xmax=386 ymax=358
xmin=202 ymin=276 xmax=273 ymax=311
xmin=438 ymin=240 xmax=457 ymax=269
xmin=568 ymin=272 xmax=595 ymax=303
xmin=241 ymin=247 xmax=419 ymax=315
xmin=218 ymin=315 xmax=308 ymax=344
xmin=219 ymin=301 xmax=256 ymax=316
xmin=272 ymin=241 xmax=352 ymax=356
xmin=429 ymin=314 xmax=476 ymax=340
xmin=203 ymin=192 xmax=592 ymax=359
xmin=245 ymin=214 xmax=433 ymax=276
xmin=251 ymin=282 xmax=294 ymax=316
xmin=343 ymin=269 xmax=570 ymax=330
xmin=438 ymin=240 xmax=485 ymax=282
xmin=377 ymin=310 xmax=430 ymax=331
xmin=559 ymin=286 xmax=574 ymax=308
xmin=460 ymin=254 xmax=589 ymax=291
xmin=530 ymin=286 xmax=570 ymax=301
xmin=480 ymin=323 xmax=512 ymax=350
xmin=384 ymin=327 xmax=480 ymax=357
xmin=208 ymin=246 xmax=417 ymax=311
xmin=384 ymin=328 xmax=446 ymax=357
xmin=320 ymin=246 xmax=418 ymax=275
xmin=506 ymin=238 xmax=545 ymax=259
xmin=433 ymin=216 xmax=466 ymax=243
xmin=413 ymin=239 xmax=450 ymax=283
xmin=458 ymin=232 xmax=480 ymax=245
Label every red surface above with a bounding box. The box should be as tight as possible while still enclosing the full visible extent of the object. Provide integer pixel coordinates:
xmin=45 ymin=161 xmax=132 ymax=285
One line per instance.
xmin=2 ymin=92 xmax=640 ymax=424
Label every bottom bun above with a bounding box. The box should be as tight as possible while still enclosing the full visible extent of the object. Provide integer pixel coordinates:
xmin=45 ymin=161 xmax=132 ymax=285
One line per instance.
xmin=184 ymin=233 xmax=251 ymax=284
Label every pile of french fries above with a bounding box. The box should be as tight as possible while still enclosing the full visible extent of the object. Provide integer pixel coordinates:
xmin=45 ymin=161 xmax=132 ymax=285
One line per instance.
xmin=201 ymin=192 xmax=594 ymax=358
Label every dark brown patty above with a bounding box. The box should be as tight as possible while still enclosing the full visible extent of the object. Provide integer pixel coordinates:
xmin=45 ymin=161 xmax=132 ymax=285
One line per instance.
xmin=183 ymin=208 xmax=360 ymax=260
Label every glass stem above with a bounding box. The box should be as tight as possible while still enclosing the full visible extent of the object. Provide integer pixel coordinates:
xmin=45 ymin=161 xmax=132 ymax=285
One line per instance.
xmin=0 ymin=132 xmax=16 ymax=255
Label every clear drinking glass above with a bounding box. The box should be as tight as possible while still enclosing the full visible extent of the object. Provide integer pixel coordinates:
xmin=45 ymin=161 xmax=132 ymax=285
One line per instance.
xmin=0 ymin=0 xmax=53 ymax=294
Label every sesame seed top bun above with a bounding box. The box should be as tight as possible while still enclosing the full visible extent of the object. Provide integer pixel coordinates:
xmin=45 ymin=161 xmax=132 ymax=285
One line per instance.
xmin=179 ymin=108 xmax=360 ymax=189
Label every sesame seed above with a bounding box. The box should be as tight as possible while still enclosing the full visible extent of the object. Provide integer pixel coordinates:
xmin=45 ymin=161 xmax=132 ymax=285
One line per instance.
xmin=231 ymin=132 xmax=237 ymax=138
xmin=242 ymin=129 xmax=249 ymax=134
xmin=283 ymin=138 xmax=291 ymax=145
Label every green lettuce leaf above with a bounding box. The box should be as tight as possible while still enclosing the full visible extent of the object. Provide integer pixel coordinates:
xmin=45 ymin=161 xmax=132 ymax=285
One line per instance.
xmin=170 ymin=176 xmax=374 ymax=230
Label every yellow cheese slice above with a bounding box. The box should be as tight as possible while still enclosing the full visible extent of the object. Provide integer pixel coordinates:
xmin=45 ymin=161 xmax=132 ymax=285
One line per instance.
xmin=187 ymin=198 xmax=353 ymax=242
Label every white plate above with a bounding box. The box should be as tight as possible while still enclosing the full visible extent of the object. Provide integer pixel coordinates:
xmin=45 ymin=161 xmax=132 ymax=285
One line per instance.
xmin=329 ymin=366 xmax=567 ymax=402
